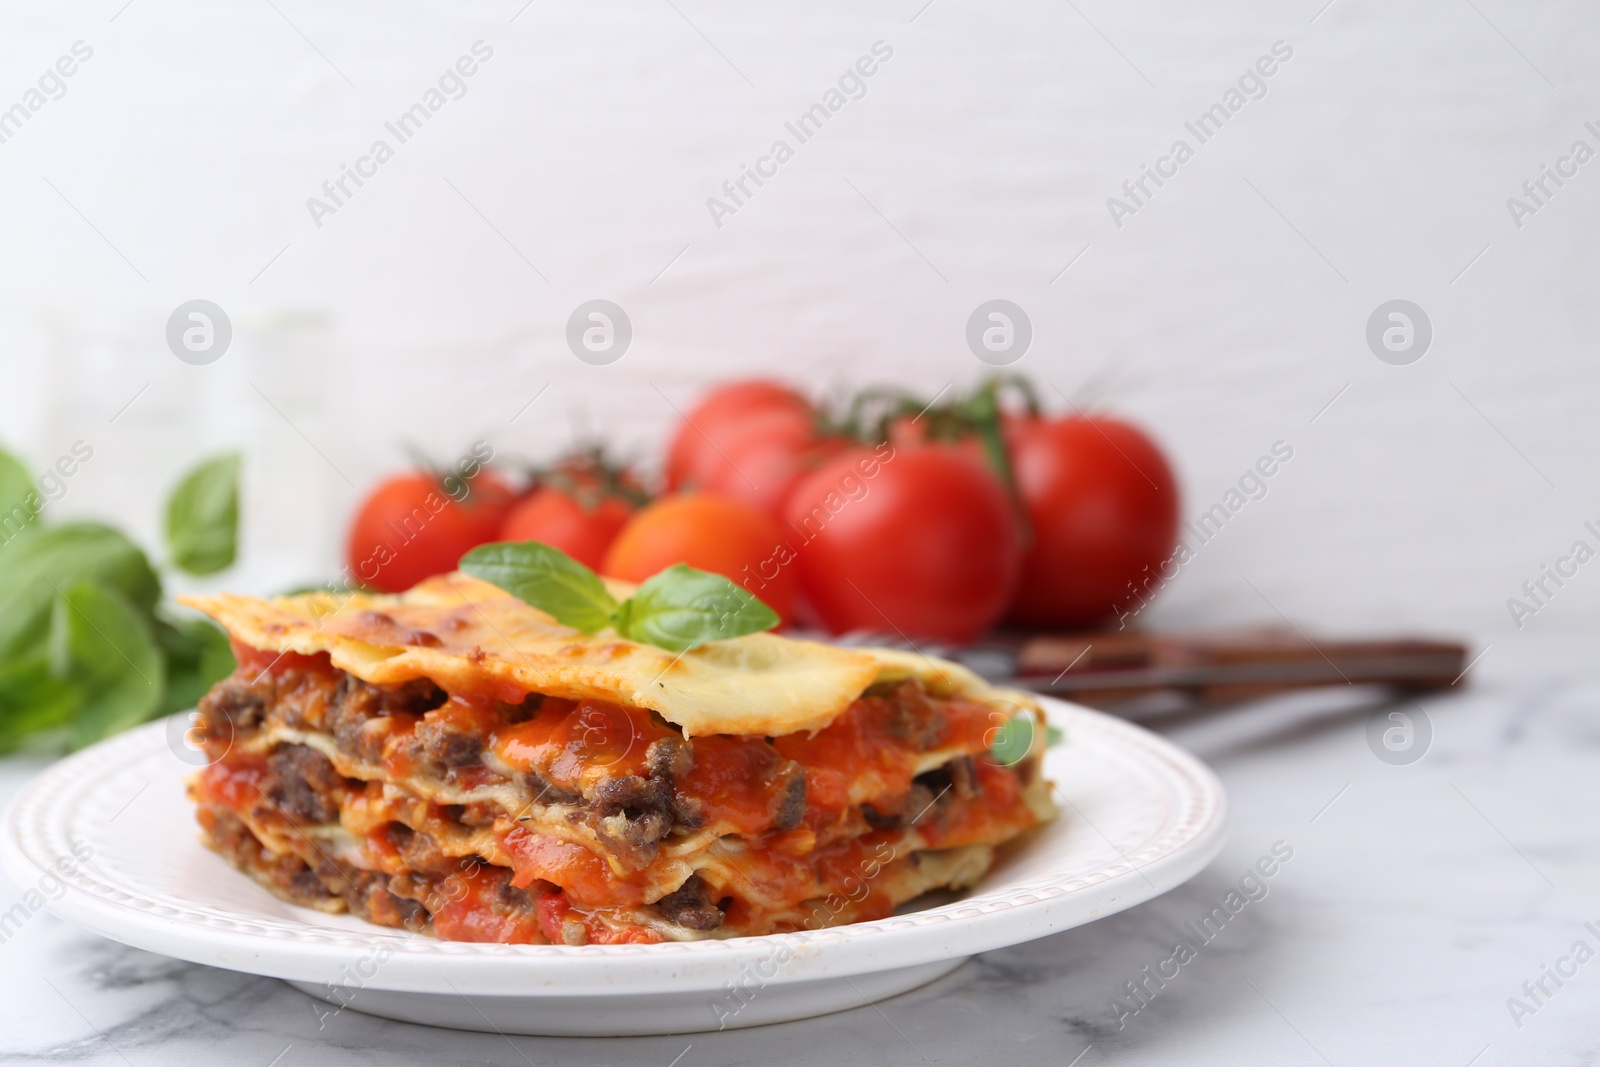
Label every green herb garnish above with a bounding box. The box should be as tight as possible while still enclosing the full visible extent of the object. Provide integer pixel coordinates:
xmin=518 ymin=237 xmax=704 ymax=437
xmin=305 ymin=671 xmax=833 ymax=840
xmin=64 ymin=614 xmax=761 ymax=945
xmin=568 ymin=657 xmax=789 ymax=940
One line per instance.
xmin=988 ymin=716 xmax=1065 ymax=765
xmin=0 ymin=445 xmax=240 ymax=753
xmin=460 ymin=541 xmax=779 ymax=653
xmin=164 ymin=451 xmax=240 ymax=576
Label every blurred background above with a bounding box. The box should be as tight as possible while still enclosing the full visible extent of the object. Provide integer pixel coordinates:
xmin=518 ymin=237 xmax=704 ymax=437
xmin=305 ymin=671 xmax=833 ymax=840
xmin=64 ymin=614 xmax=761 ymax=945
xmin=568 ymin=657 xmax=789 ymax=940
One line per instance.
xmin=1 ymin=0 xmax=1595 ymax=641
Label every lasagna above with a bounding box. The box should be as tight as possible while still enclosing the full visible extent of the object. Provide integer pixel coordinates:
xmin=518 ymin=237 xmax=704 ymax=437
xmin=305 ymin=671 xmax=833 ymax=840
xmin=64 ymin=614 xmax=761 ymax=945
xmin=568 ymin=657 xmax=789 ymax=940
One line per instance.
xmin=179 ymin=574 xmax=1055 ymax=944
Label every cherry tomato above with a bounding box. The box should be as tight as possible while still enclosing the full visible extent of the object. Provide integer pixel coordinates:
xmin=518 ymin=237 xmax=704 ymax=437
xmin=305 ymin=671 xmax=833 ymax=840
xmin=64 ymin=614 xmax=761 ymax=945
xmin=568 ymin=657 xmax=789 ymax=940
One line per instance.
xmin=346 ymin=470 xmax=514 ymax=593
xmin=498 ymin=489 xmax=634 ymax=572
xmin=665 ymin=381 xmax=841 ymax=520
xmin=1006 ymin=416 xmax=1180 ymax=627
xmin=782 ymin=444 xmax=1020 ymax=642
xmin=601 ymin=494 xmax=797 ymax=621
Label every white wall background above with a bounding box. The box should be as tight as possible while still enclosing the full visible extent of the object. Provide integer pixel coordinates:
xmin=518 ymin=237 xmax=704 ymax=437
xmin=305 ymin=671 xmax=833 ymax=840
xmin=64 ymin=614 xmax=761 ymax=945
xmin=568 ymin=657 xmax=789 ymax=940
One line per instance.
xmin=0 ymin=0 xmax=1596 ymax=653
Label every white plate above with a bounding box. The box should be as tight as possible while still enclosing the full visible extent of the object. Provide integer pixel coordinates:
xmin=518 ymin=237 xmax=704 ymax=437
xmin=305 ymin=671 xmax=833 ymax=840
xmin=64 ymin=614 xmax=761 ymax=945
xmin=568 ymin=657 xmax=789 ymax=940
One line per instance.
xmin=0 ymin=697 xmax=1227 ymax=1036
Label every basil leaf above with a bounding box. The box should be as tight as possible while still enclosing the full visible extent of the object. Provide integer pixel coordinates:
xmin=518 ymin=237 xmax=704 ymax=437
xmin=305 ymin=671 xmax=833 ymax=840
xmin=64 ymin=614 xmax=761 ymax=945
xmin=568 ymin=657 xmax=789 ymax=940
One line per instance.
xmin=156 ymin=614 xmax=236 ymax=715
xmin=988 ymin=715 xmax=1036 ymax=766
xmin=987 ymin=717 xmax=1064 ymax=766
xmin=0 ymin=445 xmax=40 ymax=545
xmin=0 ymin=650 xmax=80 ymax=754
xmin=48 ymin=580 xmax=165 ymax=748
xmin=0 ymin=522 xmax=161 ymax=661
xmin=165 ymin=452 xmax=240 ymax=576
xmin=460 ymin=541 xmax=619 ymax=633
xmin=615 ymin=564 xmax=779 ymax=652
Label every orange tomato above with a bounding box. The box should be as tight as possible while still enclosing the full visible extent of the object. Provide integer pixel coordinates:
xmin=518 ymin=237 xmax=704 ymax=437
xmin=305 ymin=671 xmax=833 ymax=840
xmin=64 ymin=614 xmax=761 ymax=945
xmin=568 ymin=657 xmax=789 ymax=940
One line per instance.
xmin=600 ymin=494 xmax=797 ymax=621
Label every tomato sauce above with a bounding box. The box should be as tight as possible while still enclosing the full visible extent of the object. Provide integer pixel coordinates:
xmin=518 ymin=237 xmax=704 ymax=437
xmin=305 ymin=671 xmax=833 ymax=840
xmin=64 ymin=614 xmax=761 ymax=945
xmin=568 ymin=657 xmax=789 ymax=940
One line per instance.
xmin=918 ymin=759 xmax=1029 ymax=849
xmin=676 ymin=735 xmax=792 ymax=836
xmin=229 ymin=641 xmax=331 ymax=678
xmin=431 ymin=867 xmax=544 ymax=943
xmin=502 ymin=826 xmax=644 ymax=909
xmin=775 ymin=695 xmax=921 ymax=812
xmin=494 ymin=699 xmax=671 ymax=789
xmin=194 ymin=754 xmax=267 ymax=811
xmin=378 ymin=717 xmax=422 ymax=778
xmin=426 ymin=693 xmax=503 ymax=738
xmin=808 ymin=832 xmax=902 ymax=921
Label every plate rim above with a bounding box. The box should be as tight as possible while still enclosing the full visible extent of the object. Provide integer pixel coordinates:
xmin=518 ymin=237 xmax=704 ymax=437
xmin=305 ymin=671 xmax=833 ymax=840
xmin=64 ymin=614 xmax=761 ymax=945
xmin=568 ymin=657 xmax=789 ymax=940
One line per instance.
xmin=0 ymin=696 xmax=1229 ymax=995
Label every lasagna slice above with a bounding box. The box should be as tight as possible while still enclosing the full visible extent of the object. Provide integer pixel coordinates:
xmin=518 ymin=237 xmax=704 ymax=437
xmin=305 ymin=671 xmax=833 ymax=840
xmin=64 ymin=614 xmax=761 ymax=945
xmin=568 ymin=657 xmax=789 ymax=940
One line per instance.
xmin=179 ymin=573 xmax=1055 ymax=944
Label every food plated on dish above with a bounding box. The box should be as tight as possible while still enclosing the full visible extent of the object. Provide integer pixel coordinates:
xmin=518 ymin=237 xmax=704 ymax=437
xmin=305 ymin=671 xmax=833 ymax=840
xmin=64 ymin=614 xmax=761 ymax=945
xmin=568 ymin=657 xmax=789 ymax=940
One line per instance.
xmin=178 ymin=547 xmax=1057 ymax=946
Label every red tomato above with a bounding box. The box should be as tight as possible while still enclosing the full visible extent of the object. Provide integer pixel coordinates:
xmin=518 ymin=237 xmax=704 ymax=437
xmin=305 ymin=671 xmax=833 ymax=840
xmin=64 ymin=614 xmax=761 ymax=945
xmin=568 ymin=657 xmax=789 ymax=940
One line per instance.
xmin=665 ymin=380 xmax=810 ymax=487
xmin=783 ymin=444 xmax=1020 ymax=642
xmin=665 ymin=381 xmax=841 ymax=520
xmin=1006 ymin=416 xmax=1180 ymax=627
xmin=601 ymin=494 xmax=796 ymax=621
xmin=498 ymin=490 xmax=634 ymax=572
xmin=346 ymin=471 xmax=514 ymax=593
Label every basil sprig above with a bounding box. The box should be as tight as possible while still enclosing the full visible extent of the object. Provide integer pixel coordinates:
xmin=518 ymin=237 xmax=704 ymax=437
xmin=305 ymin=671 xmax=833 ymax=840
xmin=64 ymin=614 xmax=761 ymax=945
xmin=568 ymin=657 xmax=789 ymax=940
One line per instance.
xmin=460 ymin=541 xmax=779 ymax=653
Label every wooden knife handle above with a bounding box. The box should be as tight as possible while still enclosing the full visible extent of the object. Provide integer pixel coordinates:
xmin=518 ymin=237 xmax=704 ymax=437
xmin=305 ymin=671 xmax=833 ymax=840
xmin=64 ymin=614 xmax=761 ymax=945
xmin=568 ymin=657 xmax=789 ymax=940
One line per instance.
xmin=1014 ymin=628 xmax=1469 ymax=708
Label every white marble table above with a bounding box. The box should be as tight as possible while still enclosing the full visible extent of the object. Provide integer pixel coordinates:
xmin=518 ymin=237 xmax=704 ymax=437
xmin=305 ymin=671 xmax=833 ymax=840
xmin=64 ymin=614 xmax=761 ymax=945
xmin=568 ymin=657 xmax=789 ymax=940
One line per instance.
xmin=1 ymin=634 xmax=1594 ymax=1066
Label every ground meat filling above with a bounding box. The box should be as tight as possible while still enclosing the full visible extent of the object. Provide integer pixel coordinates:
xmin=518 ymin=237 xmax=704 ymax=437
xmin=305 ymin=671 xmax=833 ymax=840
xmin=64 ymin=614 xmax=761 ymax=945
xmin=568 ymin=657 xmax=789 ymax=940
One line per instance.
xmin=861 ymin=757 xmax=978 ymax=830
xmin=198 ymin=681 xmax=267 ymax=734
xmin=411 ymin=716 xmax=483 ymax=769
xmin=574 ymin=732 xmax=727 ymax=866
xmin=593 ymin=741 xmax=706 ymax=854
xmin=200 ymin=807 xmax=428 ymax=932
xmin=922 ymin=755 xmax=979 ymax=801
xmin=327 ymin=675 xmax=448 ymax=764
xmin=591 ymin=775 xmax=675 ymax=865
xmin=345 ymin=868 xmax=431 ymax=932
xmin=767 ymin=763 xmax=807 ymax=832
xmin=655 ymin=874 xmax=725 ymax=931
xmin=873 ymin=678 xmax=947 ymax=750
xmin=442 ymin=802 xmax=500 ymax=830
xmin=261 ymin=743 xmax=349 ymax=824
xmin=524 ymin=770 xmax=582 ymax=807
xmin=201 ymin=807 xmax=338 ymax=908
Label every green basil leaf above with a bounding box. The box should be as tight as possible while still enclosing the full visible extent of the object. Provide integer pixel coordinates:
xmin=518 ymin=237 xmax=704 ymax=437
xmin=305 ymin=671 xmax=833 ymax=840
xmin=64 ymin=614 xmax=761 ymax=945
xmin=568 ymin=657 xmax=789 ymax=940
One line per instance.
xmin=0 ymin=650 xmax=81 ymax=754
xmin=614 ymin=564 xmax=779 ymax=652
xmin=460 ymin=541 xmax=619 ymax=633
xmin=0 ymin=522 xmax=161 ymax=661
xmin=988 ymin=715 xmax=1036 ymax=766
xmin=49 ymin=580 xmax=166 ymax=748
xmin=0 ymin=445 xmax=40 ymax=545
xmin=987 ymin=717 xmax=1063 ymax=765
xmin=164 ymin=452 xmax=240 ymax=576
xmin=156 ymin=614 xmax=237 ymax=715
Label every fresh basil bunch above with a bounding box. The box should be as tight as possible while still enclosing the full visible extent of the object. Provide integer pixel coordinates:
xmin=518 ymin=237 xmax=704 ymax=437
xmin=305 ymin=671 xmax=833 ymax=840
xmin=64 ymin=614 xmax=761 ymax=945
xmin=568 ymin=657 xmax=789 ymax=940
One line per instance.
xmin=460 ymin=541 xmax=779 ymax=652
xmin=0 ymin=448 xmax=239 ymax=752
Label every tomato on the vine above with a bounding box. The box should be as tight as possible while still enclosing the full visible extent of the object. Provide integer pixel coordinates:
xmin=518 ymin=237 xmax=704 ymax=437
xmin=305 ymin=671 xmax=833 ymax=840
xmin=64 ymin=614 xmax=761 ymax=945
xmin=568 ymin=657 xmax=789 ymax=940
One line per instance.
xmin=346 ymin=469 xmax=515 ymax=593
xmin=498 ymin=490 xmax=634 ymax=572
xmin=665 ymin=381 xmax=809 ymax=486
xmin=1006 ymin=416 xmax=1180 ymax=627
xmin=782 ymin=443 xmax=1020 ymax=642
xmin=498 ymin=451 xmax=644 ymax=571
xmin=664 ymin=380 xmax=844 ymax=520
xmin=602 ymin=493 xmax=797 ymax=621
